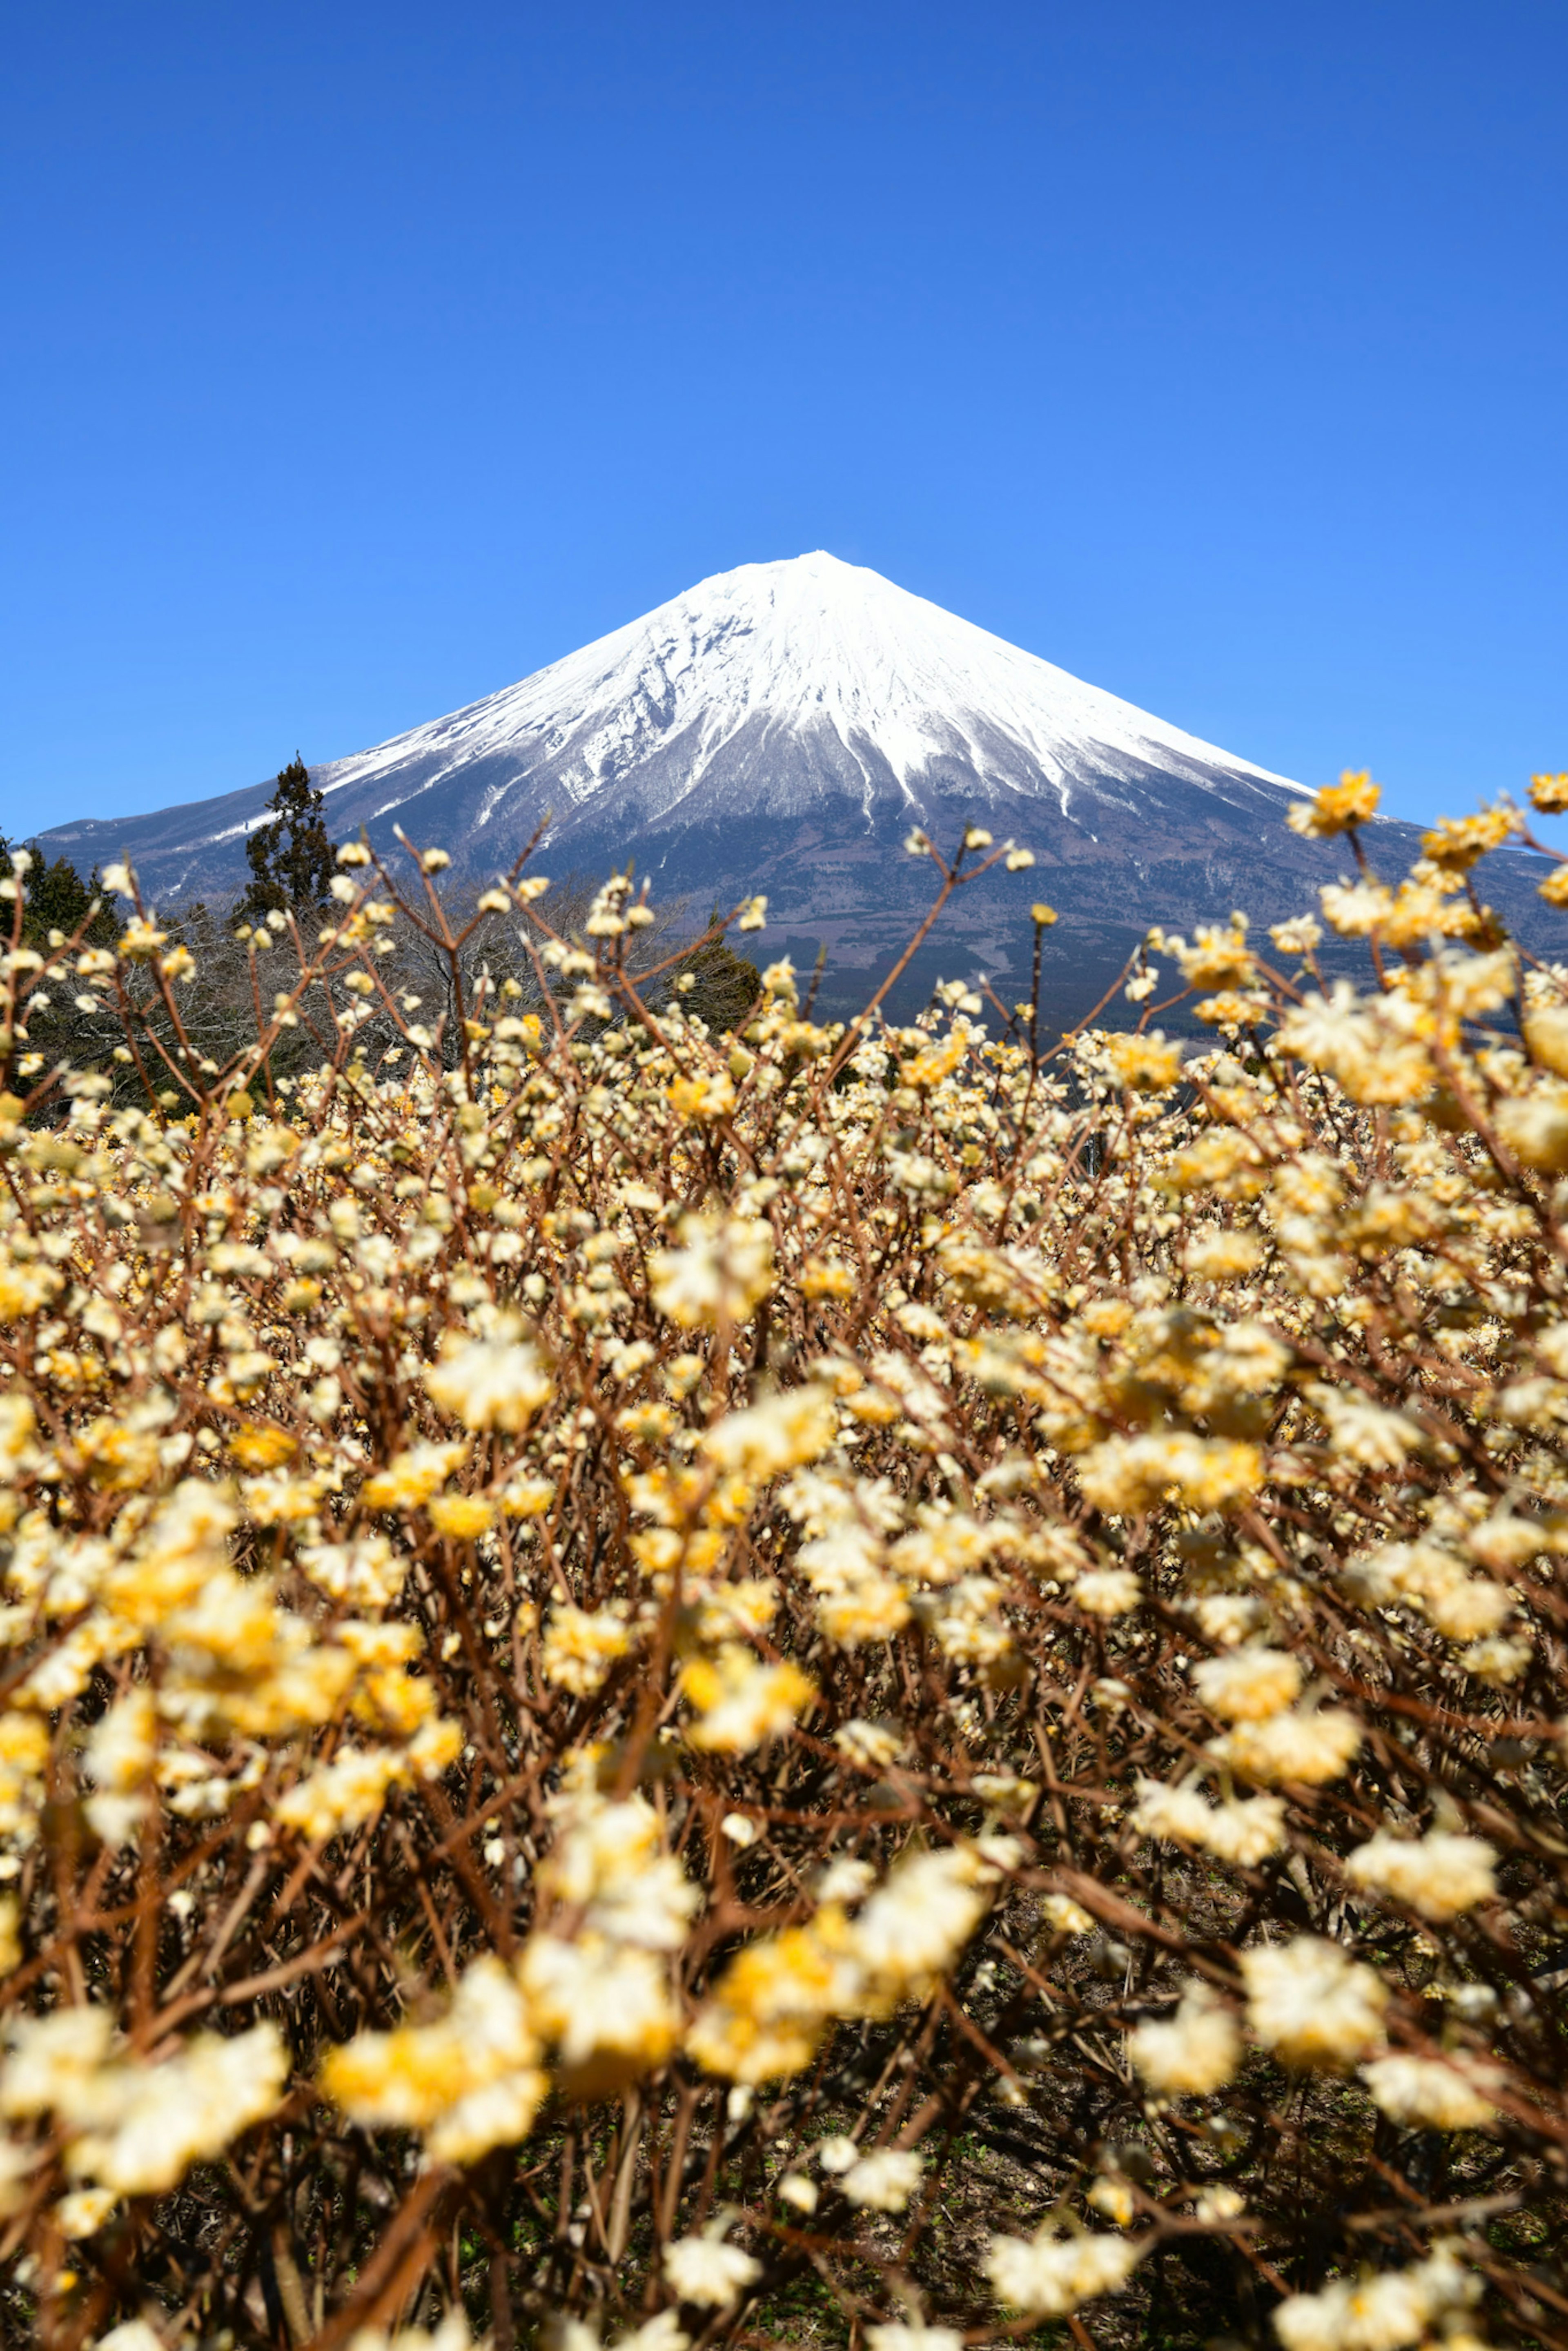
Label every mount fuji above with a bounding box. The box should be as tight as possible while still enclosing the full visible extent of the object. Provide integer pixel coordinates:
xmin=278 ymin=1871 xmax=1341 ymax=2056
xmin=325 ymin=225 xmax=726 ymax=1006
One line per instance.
xmin=37 ymin=554 xmax=1531 ymax=1017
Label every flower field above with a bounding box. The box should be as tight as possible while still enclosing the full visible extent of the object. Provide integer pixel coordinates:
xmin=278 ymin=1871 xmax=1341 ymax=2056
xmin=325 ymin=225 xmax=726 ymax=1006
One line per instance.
xmin=2 ymin=778 xmax=1568 ymax=2351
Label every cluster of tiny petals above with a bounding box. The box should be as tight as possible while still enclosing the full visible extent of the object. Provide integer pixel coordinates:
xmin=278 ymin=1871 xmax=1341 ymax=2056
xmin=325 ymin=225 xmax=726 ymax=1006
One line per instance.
xmin=0 ymin=797 xmax=1561 ymax=2348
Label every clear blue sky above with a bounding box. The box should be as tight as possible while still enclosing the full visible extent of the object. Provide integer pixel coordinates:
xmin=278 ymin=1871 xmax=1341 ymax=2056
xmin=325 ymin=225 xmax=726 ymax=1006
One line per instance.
xmin=3 ymin=0 xmax=1565 ymax=842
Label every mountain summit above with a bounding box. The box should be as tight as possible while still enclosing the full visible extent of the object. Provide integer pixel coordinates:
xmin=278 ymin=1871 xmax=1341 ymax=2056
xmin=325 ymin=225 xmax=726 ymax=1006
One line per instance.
xmin=45 ymin=553 xmax=1296 ymax=886
xmin=310 ymin=549 xmax=1298 ymax=847
xmin=42 ymin=553 xmax=1487 ymax=1014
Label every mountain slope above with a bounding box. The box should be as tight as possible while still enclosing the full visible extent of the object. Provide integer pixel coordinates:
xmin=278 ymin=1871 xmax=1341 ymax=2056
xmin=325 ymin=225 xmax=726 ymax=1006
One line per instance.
xmin=36 ymin=553 xmax=1550 ymax=1020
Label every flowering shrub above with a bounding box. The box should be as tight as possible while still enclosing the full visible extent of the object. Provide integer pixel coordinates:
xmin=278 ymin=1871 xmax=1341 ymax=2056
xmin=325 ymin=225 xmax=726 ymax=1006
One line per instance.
xmin=1 ymin=783 xmax=1568 ymax=2351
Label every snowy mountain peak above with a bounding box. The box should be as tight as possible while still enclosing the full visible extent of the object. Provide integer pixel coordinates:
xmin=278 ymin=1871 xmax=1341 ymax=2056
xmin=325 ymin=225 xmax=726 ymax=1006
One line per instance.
xmin=314 ymin=551 xmax=1292 ymax=831
xmin=40 ymin=554 xmax=1320 ymax=1007
xmin=33 ymin=552 xmax=1555 ymax=1028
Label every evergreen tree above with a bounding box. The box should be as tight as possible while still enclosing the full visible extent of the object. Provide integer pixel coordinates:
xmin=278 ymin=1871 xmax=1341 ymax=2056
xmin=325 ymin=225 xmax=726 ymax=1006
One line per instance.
xmin=237 ymin=755 xmax=336 ymax=924
xmin=670 ymin=910 xmax=761 ymax=1034
xmin=0 ymin=836 xmax=119 ymax=951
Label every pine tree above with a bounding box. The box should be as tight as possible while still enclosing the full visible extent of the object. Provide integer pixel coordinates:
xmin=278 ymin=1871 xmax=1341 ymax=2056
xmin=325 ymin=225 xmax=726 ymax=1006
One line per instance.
xmin=0 ymin=837 xmax=119 ymax=951
xmin=670 ymin=911 xmax=762 ymax=1034
xmin=237 ymin=755 xmax=336 ymax=924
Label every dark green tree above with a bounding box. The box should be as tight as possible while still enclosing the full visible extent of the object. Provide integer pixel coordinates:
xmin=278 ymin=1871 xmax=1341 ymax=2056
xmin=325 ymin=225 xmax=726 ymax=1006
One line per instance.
xmin=0 ymin=838 xmax=121 ymax=1095
xmin=0 ymin=836 xmax=120 ymax=951
xmin=237 ymin=755 xmax=336 ymax=925
xmin=670 ymin=911 xmax=761 ymax=1034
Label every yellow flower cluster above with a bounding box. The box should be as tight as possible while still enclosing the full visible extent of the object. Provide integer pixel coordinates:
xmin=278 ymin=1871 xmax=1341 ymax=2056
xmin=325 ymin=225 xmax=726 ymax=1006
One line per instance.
xmin=0 ymin=799 xmax=1564 ymax=2350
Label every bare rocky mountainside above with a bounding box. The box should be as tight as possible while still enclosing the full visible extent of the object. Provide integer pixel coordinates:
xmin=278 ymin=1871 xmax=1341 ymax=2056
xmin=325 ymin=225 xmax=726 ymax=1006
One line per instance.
xmin=38 ymin=553 xmax=1553 ymax=1020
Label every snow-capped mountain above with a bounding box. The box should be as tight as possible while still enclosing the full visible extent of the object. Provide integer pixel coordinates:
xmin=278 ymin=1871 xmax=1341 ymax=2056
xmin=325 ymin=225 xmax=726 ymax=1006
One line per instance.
xmin=45 ymin=553 xmax=1298 ymax=887
xmin=43 ymin=553 xmax=1526 ymax=1018
xmin=311 ymin=549 xmax=1301 ymax=842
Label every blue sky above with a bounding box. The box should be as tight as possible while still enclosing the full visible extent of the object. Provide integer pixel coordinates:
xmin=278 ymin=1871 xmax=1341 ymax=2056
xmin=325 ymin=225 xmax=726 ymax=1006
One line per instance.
xmin=3 ymin=0 xmax=1565 ymax=842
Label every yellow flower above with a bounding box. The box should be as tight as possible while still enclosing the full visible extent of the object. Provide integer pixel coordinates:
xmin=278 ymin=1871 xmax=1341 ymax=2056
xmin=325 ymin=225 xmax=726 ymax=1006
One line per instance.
xmin=321 ymin=1958 xmax=545 ymax=2165
xmin=1211 ymin=1705 xmax=1363 ymax=1786
xmin=1105 ymin=1033 xmax=1183 ymax=1092
xmin=1183 ymin=1228 xmax=1264 ymax=1281
xmin=540 ymin=1604 xmax=634 ymax=1696
xmin=1127 ymin=1985 xmax=1240 ymax=2093
xmin=817 ymin=1573 xmax=912 ymax=1646
xmin=1319 ymin=880 xmax=1394 ymax=937
xmin=1240 ymin=1936 xmax=1387 ymax=2070
xmin=519 ymin=1933 xmax=679 ymax=2098
xmin=1523 ymin=1002 xmax=1568 ymax=1077
xmin=682 ymin=1647 xmax=815 ymax=1752
xmin=687 ymin=1910 xmax=862 ymax=2083
xmin=1343 ymin=1829 xmax=1496 ymax=1921
xmin=1495 ymin=1085 xmax=1568 ymax=1172
xmin=1360 ymin=2054 xmax=1499 ymax=2130
xmin=649 ymin=1212 xmax=775 ymax=1328
xmin=297 ymin=1534 xmax=408 ymax=1611
xmin=1129 ymin=1778 xmax=1284 ymax=1866
xmin=985 ymin=2226 xmax=1145 ymax=2320
xmin=243 ymin=1471 xmax=330 ymax=1526
xmin=426 ymin=1492 xmax=495 ymax=1540
xmin=669 ymin=1070 xmax=736 ymax=1122
xmin=1273 ymin=2250 xmax=1479 ymax=2351
xmin=1077 ymin=1431 xmax=1260 ymax=1517
xmin=3 ymin=2009 xmax=287 ymax=2197
xmin=1420 ymin=805 xmax=1519 ymax=869
xmin=702 ymin=1386 xmax=836 ymax=1482
xmin=276 ymin=1745 xmax=412 ymax=1840
xmin=501 ymin=1474 xmax=555 ymax=1517
xmin=1174 ymin=924 xmax=1254 ymax=991
xmin=116 ymin=918 xmax=169 ymax=963
xmin=853 ymin=1844 xmax=1001 ymax=1995
xmin=1285 ymin=769 xmax=1381 ymax=838
xmin=229 ymin=1423 xmax=298 ymax=1471
xmin=362 ymin=1442 xmax=467 ymax=1512
xmin=82 ymin=1688 xmax=156 ymax=1850
xmin=802 ymin=1255 xmax=856 ymax=1299
xmin=1191 ymin=1647 xmax=1301 ymax=1723
xmin=424 ymin=1331 xmax=552 ymax=1432
xmin=1072 ymin=1568 xmax=1143 ymax=1618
